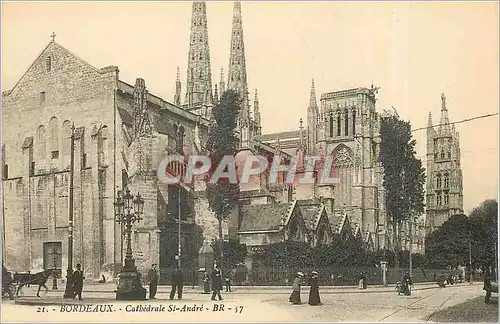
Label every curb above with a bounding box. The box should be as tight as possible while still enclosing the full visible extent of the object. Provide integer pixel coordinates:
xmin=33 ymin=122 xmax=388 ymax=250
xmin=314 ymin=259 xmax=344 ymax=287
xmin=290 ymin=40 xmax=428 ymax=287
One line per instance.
xmin=14 ymin=286 xmax=444 ymax=305
xmin=40 ymin=283 xmax=443 ymax=294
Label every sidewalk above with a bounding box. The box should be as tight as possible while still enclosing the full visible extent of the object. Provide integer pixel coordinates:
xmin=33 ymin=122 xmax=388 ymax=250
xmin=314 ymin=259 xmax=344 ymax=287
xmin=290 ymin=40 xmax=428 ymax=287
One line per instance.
xmin=14 ymin=282 xmax=476 ymax=306
xmin=47 ymin=281 xmax=440 ymax=293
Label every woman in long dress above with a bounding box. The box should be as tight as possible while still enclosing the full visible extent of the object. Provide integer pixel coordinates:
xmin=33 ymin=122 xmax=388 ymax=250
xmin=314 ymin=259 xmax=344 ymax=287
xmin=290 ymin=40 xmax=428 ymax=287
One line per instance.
xmin=289 ymin=272 xmax=304 ymax=305
xmin=308 ymin=271 xmax=322 ymax=306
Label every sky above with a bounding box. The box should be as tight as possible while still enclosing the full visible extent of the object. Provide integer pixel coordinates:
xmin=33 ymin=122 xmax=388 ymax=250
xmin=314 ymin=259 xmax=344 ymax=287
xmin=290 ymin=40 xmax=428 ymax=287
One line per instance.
xmin=1 ymin=1 xmax=498 ymax=213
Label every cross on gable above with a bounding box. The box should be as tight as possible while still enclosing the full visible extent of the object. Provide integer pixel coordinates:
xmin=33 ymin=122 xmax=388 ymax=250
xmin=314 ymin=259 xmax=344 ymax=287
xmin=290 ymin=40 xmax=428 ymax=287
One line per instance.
xmin=50 ymin=32 xmax=56 ymax=42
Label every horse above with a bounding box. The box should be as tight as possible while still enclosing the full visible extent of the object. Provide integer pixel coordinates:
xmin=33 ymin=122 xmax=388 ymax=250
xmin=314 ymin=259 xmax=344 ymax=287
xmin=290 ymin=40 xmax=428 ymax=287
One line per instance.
xmin=12 ymin=269 xmax=53 ymax=297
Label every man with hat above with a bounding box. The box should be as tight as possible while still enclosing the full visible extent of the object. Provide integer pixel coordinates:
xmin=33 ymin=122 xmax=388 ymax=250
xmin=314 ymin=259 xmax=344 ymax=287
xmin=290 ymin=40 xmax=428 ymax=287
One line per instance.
xmin=148 ymin=264 xmax=159 ymax=299
xmin=72 ymin=263 xmax=85 ymax=301
xmin=308 ymin=271 xmax=322 ymax=306
xmin=289 ymin=272 xmax=304 ymax=305
xmin=211 ymin=266 xmax=223 ymax=301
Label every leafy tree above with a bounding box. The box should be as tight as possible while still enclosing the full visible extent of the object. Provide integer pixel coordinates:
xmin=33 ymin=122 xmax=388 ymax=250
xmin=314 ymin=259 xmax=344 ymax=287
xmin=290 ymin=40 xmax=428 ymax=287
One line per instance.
xmin=206 ymin=90 xmax=242 ymax=273
xmin=211 ymin=238 xmax=248 ymax=269
xmin=379 ymin=116 xmax=426 ymax=267
xmin=469 ymin=199 xmax=498 ymax=269
xmin=425 ymin=214 xmax=470 ymax=269
xmin=261 ymin=241 xmax=312 ymax=268
xmin=311 ymin=234 xmax=367 ymax=268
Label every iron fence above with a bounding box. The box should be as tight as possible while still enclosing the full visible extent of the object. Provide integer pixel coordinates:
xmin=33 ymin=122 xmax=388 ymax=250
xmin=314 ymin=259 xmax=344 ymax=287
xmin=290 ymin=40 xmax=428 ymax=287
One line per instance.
xmin=150 ymin=266 xmax=471 ymax=286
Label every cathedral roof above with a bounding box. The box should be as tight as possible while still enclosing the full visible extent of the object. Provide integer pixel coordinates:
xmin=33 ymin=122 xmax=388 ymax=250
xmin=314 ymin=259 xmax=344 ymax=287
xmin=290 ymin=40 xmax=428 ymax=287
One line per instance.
xmin=255 ymin=130 xmax=300 ymax=142
xmin=238 ymin=203 xmax=292 ymax=232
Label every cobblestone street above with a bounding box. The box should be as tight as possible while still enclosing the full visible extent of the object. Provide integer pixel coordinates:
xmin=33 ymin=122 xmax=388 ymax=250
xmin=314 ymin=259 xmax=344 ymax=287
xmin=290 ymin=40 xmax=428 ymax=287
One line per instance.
xmin=2 ymin=283 xmax=491 ymax=322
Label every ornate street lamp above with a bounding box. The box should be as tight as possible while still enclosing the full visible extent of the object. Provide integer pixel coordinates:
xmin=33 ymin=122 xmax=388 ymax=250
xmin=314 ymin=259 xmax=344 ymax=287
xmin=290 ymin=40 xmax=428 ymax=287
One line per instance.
xmin=49 ymin=247 xmax=61 ymax=290
xmin=114 ymin=189 xmax=146 ymax=300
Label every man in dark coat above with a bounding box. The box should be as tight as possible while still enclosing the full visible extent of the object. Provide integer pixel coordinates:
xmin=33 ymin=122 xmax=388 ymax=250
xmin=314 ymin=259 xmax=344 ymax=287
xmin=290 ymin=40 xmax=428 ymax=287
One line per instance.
xmin=169 ymin=266 xmax=184 ymax=300
xmin=308 ymin=271 xmax=321 ymax=306
xmin=211 ymin=267 xmax=223 ymax=301
xmin=148 ymin=264 xmax=158 ymax=299
xmin=72 ymin=263 xmax=85 ymax=300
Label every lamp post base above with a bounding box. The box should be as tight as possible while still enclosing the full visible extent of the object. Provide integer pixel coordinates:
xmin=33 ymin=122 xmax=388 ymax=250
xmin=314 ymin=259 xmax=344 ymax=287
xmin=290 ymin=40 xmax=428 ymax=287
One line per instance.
xmin=63 ymin=270 xmax=74 ymax=299
xmin=115 ymin=270 xmax=146 ymax=301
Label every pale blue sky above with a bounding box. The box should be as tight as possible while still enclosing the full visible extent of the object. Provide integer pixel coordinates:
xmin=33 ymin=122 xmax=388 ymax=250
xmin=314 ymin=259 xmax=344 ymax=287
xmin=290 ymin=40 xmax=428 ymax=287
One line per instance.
xmin=1 ymin=1 xmax=498 ymax=213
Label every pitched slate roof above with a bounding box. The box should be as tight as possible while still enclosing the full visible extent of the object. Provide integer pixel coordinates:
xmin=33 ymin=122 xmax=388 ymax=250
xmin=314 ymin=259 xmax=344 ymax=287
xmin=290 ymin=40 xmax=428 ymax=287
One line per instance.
xmin=239 ymin=203 xmax=292 ymax=232
xmin=299 ymin=204 xmax=321 ymax=231
xmin=327 ymin=210 xmax=349 ymax=235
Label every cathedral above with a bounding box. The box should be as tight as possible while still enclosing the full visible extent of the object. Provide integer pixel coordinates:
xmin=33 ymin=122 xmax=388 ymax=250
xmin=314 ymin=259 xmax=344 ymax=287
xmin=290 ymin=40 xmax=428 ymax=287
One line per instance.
xmin=2 ymin=1 xmax=399 ymax=280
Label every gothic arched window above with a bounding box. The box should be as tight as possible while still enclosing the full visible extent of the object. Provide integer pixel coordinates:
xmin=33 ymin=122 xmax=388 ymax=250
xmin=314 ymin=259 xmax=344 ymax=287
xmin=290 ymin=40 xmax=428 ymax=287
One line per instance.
xmin=436 ymin=173 xmax=442 ymax=188
xmin=329 ymin=114 xmax=334 ymax=137
xmin=46 ymin=56 xmax=52 ymax=72
xmin=199 ymin=34 xmax=202 ymax=42
xmin=337 ymin=113 xmax=341 ymax=136
xmin=444 ymin=192 xmax=449 ymax=205
xmin=437 ymin=193 xmax=442 ymax=206
xmin=176 ymin=125 xmax=185 ymax=154
xmin=61 ymin=120 xmax=72 ymax=166
xmin=352 ymin=110 xmax=356 ymax=135
xmin=440 ymin=149 xmax=445 ymax=159
xmin=36 ymin=125 xmax=46 ymax=160
xmin=344 ymin=109 xmax=349 ymax=136
xmin=444 ymin=173 xmax=449 ymax=188
xmin=49 ymin=117 xmax=59 ymax=159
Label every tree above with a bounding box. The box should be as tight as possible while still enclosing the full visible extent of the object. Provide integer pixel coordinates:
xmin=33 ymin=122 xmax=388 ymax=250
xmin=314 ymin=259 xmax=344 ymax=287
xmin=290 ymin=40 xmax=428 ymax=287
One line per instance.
xmin=469 ymin=199 xmax=498 ymax=269
xmin=261 ymin=241 xmax=312 ymax=268
xmin=211 ymin=238 xmax=248 ymax=269
xmin=425 ymin=214 xmax=470 ymax=269
xmin=379 ymin=116 xmax=426 ymax=267
xmin=206 ymin=90 xmax=241 ymax=274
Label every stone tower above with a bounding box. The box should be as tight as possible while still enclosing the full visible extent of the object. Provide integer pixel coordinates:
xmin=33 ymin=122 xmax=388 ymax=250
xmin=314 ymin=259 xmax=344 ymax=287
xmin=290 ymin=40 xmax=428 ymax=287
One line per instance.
xmin=227 ymin=1 xmax=251 ymax=148
xmin=185 ymin=0 xmax=213 ymax=117
xmin=425 ymin=93 xmax=464 ymax=232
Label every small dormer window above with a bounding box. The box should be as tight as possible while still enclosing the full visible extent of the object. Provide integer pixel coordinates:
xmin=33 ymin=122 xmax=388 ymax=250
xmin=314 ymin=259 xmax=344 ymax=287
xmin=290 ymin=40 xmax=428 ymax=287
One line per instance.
xmin=46 ymin=56 xmax=52 ymax=72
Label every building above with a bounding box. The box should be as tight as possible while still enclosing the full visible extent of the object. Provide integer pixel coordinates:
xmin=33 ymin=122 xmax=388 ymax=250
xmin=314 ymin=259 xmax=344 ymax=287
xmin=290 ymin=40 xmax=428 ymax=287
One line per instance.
xmin=424 ymin=93 xmax=464 ymax=232
xmin=2 ymin=1 xmax=400 ymax=278
xmin=255 ymin=84 xmax=388 ymax=250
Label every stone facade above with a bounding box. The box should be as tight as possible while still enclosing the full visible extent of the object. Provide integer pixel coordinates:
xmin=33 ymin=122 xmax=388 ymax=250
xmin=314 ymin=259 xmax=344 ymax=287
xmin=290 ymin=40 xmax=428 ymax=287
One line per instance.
xmin=1 ymin=40 xmax=213 ymax=277
xmin=425 ymin=94 xmax=464 ymax=232
xmin=255 ymin=85 xmax=388 ymax=250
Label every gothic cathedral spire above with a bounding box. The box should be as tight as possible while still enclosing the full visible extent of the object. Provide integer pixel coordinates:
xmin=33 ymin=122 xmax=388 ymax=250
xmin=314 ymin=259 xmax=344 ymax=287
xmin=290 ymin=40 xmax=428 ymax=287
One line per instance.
xmin=185 ymin=0 xmax=213 ymax=110
xmin=227 ymin=1 xmax=250 ymax=122
xmin=307 ymin=79 xmax=318 ymax=154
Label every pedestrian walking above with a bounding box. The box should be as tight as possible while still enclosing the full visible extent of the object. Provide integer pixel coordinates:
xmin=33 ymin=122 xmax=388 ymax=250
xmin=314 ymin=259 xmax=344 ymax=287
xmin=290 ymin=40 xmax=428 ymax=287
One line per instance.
xmin=202 ymin=271 xmax=210 ymax=294
xmin=358 ymin=271 xmax=367 ymax=290
xmin=148 ymin=264 xmax=158 ymax=300
xmin=224 ymin=272 xmax=232 ymax=292
xmin=72 ymin=263 xmax=85 ymax=301
xmin=211 ymin=267 xmax=223 ymax=301
xmin=308 ymin=271 xmax=322 ymax=306
xmin=402 ymin=270 xmax=412 ymax=296
xmin=2 ymin=263 xmax=14 ymax=300
xmin=169 ymin=266 xmax=184 ymax=300
xmin=289 ymin=272 xmax=304 ymax=305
